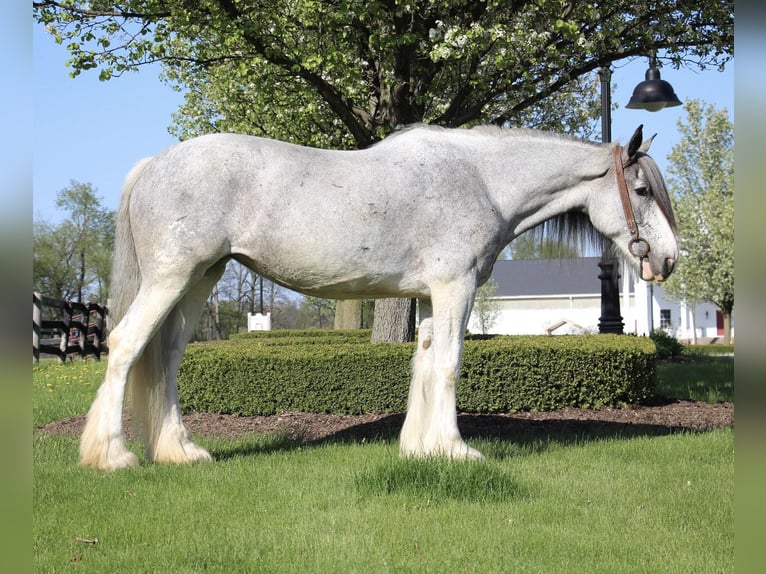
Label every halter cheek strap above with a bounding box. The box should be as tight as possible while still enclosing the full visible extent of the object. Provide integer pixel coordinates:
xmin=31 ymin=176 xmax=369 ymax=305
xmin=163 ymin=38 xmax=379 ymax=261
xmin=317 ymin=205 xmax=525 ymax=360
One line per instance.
xmin=613 ymin=146 xmax=650 ymax=260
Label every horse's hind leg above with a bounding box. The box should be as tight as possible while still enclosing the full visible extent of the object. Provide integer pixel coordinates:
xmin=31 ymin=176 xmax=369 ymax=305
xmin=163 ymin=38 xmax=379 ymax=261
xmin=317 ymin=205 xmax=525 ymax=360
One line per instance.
xmin=139 ymin=261 xmax=227 ymax=464
xmin=80 ymin=283 xmax=186 ymax=470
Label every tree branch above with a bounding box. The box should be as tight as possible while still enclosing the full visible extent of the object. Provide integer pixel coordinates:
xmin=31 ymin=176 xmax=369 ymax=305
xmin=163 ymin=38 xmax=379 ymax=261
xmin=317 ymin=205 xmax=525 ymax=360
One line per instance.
xmin=214 ymin=0 xmax=375 ymax=147
xmin=33 ymin=0 xmax=170 ymax=20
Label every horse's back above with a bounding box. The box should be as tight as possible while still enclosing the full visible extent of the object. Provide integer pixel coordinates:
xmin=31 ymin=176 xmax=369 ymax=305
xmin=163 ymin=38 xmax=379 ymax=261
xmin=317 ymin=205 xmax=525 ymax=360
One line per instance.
xmin=123 ymin=129 xmax=504 ymax=297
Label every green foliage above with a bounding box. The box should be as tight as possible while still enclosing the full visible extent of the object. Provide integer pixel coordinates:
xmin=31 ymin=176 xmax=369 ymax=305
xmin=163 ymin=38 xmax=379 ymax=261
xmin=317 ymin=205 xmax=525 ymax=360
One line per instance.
xmin=664 ymin=100 xmax=734 ymax=339
xmin=300 ymin=296 xmax=336 ymax=329
xmin=649 ymin=330 xmax=684 ymax=360
xmin=33 ymin=181 xmax=114 ymax=302
xmin=506 ymin=230 xmax=581 ymax=260
xmin=178 ymin=333 xmax=656 ymax=415
xmin=471 ymin=277 xmax=501 ymax=335
xmin=34 ymin=1 xmax=733 ymax=150
xmin=230 ymin=329 xmax=372 ymax=344
xmin=178 ymin=339 xmax=414 ymax=415
xmin=459 ymin=335 xmax=656 ymax=412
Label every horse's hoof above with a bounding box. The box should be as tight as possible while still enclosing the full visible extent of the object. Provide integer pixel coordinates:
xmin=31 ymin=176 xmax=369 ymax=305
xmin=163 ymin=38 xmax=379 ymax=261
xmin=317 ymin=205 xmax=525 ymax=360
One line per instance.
xmin=399 ymin=439 xmax=485 ymax=461
xmin=455 ymin=443 xmax=486 ymax=461
xmin=79 ymin=441 xmax=139 ymax=470
xmin=181 ymin=441 xmax=213 ymax=463
xmin=151 ymin=438 xmax=212 ymax=465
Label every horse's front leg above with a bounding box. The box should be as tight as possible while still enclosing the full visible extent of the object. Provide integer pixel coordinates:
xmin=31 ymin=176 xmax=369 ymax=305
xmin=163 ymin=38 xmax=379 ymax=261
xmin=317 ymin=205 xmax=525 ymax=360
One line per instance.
xmin=399 ymin=299 xmax=434 ymax=456
xmin=399 ymin=285 xmax=484 ymax=460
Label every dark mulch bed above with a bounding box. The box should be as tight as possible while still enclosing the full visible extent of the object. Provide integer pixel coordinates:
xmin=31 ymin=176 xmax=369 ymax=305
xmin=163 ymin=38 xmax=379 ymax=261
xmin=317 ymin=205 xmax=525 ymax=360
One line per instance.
xmin=41 ymin=398 xmax=733 ymax=446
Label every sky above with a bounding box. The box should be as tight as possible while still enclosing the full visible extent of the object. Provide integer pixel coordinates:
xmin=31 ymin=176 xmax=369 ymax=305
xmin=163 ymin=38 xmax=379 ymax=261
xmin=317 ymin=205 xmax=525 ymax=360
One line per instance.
xmin=33 ymin=24 xmax=734 ymax=223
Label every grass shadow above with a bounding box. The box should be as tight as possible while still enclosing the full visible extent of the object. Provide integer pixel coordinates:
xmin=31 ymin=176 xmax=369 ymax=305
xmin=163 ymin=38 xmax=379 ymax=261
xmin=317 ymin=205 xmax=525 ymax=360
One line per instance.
xmin=308 ymin=411 xmax=722 ymax=455
xmin=205 ymin=431 xmax=310 ymax=461
xmin=203 ymin=406 xmax=730 ymax=464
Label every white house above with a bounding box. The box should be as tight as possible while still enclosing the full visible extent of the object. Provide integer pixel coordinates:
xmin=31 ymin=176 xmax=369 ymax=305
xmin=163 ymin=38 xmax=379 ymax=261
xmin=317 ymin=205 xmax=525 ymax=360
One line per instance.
xmin=468 ymin=257 xmax=732 ymax=341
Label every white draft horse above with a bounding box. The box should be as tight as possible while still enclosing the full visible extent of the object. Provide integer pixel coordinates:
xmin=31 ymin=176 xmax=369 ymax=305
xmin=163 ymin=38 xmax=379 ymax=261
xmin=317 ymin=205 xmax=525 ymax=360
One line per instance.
xmin=80 ymin=124 xmax=677 ymax=469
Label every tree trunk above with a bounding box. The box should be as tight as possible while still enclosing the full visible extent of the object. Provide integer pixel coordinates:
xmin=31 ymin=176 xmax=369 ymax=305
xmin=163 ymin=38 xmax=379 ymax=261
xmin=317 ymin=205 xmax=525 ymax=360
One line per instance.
xmin=690 ymin=302 xmax=698 ymax=345
xmin=370 ymin=298 xmax=416 ymax=343
xmin=723 ymin=311 xmax=732 ymax=345
xmin=334 ymin=299 xmax=363 ymax=330
xmin=78 ymin=249 xmax=86 ymax=303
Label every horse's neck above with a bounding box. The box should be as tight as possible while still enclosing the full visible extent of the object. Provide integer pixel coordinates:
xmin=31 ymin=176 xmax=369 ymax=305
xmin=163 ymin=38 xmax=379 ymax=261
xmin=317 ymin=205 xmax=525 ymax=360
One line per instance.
xmin=472 ymin=135 xmax=609 ymax=237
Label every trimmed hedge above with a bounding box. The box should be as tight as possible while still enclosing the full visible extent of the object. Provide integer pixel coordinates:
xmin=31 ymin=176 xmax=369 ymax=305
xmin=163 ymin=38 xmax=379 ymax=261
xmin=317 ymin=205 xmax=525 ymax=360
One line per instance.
xmin=230 ymin=329 xmax=373 ymax=346
xmin=177 ymin=333 xmax=656 ymax=416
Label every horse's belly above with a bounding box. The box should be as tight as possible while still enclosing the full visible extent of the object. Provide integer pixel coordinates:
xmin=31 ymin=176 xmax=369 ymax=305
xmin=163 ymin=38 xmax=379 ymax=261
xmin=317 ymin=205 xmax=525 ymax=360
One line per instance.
xmin=232 ymin=248 xmax=428 ymax=300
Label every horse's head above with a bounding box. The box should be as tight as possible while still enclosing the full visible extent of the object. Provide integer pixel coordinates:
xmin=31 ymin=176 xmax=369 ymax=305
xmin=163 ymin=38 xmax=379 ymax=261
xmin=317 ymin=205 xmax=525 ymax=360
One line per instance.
xmin=591 ymin=125 xmax=678 ymax=282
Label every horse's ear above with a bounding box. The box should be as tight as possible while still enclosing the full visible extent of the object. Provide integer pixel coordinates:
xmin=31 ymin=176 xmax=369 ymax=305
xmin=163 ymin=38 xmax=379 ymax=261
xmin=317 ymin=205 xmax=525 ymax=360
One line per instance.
xmin=626 ymin=125 xmax=643 ymax=159
xmin=639 ymin=133 xmax=657 ymax=154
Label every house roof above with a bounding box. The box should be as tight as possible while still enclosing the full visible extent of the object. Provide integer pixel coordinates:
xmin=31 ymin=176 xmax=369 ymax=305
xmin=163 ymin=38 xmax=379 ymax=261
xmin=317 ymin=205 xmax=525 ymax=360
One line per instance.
xmin=489 ymin=257 xmax=633 ymax=297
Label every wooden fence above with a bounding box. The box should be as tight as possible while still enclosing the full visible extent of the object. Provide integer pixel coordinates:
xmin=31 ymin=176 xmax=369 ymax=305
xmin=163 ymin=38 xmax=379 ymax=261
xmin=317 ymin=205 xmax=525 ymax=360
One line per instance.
xmin=33 ymin=292 xmax=109 ymax=363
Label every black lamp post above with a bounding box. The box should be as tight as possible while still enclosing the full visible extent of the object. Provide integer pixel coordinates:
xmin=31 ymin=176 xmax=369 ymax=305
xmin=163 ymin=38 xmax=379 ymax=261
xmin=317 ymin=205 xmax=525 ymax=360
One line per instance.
xmin=597 ymin=54 xmax=680 ymax=334
xmin=597 ymin=67 xmax=624 ymax=334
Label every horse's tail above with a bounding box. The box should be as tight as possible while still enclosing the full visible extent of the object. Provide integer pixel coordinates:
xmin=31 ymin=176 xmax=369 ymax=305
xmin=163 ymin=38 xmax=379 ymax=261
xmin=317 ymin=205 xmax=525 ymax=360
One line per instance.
xmin=108 ymin=157 xmax=166 ymax=450
xmin=109 ymin=157 xmax=152 ymax=325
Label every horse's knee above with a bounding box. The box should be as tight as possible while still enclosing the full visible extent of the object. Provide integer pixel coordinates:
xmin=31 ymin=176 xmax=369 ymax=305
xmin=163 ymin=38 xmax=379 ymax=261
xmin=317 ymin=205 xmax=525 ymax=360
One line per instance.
xmin=418 ymin=317 xmax=434 ymax=350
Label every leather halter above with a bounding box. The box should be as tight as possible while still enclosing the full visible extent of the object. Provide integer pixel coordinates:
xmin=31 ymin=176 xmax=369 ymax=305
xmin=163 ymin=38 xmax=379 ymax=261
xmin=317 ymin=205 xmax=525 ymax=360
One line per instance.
xmin=613 ymin=145 xmax=650 ymax=260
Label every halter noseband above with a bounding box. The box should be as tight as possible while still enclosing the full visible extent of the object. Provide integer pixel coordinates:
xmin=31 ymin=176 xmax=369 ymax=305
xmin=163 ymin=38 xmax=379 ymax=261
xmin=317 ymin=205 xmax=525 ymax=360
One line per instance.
xmin=613 ymin=145 xmax=650 ymax=260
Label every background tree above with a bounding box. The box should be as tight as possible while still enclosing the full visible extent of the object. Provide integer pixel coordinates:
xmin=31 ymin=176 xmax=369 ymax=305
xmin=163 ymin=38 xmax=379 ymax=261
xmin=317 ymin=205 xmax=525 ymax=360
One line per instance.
xmin=471 ymin=277 xmax=501 ymax=335
xmin=33 ymin=181 xmax=114 ymax=302
xmin=504 ymin=231 xmax=581 ymax=260
xmin=663 ymin=99 xmax=734 ymax=344
xmin=302 ymin=296 xmax=336 ymax=329
xmin=33 ymin=219 xmax=79 ymax=301
xmin=34 ymin=0 xmax=733 ymax=341
xmin=200 ymin=262 xmax=308 ymax=336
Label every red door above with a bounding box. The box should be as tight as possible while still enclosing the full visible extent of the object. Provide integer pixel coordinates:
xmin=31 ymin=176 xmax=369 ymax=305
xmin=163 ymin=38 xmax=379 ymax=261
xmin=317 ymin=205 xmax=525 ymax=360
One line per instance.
xmin=716 ymin=311 xmax=724 ymax=336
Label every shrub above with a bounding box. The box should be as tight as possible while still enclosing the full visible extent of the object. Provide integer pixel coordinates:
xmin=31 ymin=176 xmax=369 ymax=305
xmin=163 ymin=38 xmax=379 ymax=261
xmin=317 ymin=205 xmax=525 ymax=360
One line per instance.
xmin=650 ymin=330 xmax=684 ymax=359
xmin=231 ymin=329 xmax=372 ymax=345
xmin=177 ymin=333 xmax=656 ymax=415
xmin=459 ymin=335 xmax=656 ymax=412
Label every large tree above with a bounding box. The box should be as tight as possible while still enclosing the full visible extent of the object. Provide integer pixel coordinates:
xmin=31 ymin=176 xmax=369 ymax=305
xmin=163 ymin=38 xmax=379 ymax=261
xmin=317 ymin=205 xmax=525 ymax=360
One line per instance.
xmin=33 ymin=181 xmax=115 ymax=302
xmin=34 ymin=0 xmax=733 ymax=340
xmin=663 ymin=99 xmax=734 ymax=343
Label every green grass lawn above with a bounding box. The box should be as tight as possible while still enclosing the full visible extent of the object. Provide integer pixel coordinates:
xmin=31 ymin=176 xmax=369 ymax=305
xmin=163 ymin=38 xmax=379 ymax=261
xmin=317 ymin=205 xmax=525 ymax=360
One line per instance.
xmin=656 ymin=354 xmax=734 ymax=403
xmin=33 ymin=353 xmax=734 ymax=573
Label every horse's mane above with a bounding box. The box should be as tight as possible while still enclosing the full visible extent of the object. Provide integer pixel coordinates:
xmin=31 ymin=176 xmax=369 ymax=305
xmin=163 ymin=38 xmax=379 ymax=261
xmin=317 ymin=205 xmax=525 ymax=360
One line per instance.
xmin=383 ymin=124 xmax=606 ymax=253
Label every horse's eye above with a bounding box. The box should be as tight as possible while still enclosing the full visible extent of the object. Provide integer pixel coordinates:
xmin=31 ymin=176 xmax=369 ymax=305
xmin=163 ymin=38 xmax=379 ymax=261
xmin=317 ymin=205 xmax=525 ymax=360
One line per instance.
xmin=635 ymin=186 xmax=649 ymax=197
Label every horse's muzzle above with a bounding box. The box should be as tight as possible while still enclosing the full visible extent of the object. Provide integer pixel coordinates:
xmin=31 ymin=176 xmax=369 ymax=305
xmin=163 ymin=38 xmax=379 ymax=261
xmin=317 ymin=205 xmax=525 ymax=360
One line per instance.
xmin=641 ymin=257 xmax=676 ymax=282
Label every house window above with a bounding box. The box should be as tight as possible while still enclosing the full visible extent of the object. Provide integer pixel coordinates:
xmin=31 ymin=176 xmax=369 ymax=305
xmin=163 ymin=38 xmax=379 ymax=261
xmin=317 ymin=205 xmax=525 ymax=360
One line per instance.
xmin=660 ymin=309 xmax=672 ymax=330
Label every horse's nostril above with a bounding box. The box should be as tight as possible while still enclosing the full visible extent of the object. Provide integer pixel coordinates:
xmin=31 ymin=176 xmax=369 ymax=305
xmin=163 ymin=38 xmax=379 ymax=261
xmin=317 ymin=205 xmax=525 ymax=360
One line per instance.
xmin=664 ymin=257 xmax=676 ymax=276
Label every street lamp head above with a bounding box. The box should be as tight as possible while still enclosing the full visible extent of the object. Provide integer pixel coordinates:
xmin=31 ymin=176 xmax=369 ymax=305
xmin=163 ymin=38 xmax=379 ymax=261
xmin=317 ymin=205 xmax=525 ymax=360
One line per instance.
xmin=626 ymin=64 xmax=682 ymax=112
